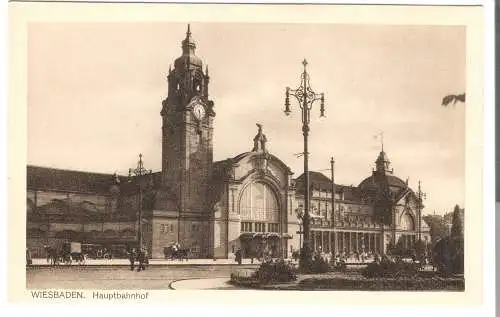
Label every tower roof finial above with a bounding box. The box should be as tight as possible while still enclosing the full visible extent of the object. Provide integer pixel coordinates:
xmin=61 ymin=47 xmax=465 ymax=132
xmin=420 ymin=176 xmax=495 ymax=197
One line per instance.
xmin=374 ymin=132 xmax=391 ymax=174
xmin=380 ymin=131 xmax=384 ymax=152
xmin=181 ymin=23 xmax=196 ymax=54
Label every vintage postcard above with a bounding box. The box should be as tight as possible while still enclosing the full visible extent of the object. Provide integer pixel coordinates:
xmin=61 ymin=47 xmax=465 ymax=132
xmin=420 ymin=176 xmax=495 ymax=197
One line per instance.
xmin=7 ymin=0 xmax=487 ymax=309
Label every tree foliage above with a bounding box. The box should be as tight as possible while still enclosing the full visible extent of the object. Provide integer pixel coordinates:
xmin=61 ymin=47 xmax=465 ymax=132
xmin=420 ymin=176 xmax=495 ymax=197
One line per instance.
xmin=387 ymin=237 xmax=415 ymax=258
xmin=441 ymin=93 xmax=466 ymax=107
xmin=432 ymin=236 xmax=464 ymax=274
xmin=422 ymin=215 xmax=449 ymax=243
xmin=450 ymin=204 xmax=464 ymax=238
xmin=413 ymin=239 xmax=427 ymax=261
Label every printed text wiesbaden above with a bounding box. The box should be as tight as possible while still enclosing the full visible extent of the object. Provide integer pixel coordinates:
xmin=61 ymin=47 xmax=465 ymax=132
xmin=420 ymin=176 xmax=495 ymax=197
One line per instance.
xmin=31 ymin=290 xmax=84 ymax=299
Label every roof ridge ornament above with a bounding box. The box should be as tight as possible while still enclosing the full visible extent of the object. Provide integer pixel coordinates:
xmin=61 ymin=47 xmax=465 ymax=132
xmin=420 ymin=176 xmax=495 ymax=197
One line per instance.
xmin=252 ymin=123 xmax=268 ymax=152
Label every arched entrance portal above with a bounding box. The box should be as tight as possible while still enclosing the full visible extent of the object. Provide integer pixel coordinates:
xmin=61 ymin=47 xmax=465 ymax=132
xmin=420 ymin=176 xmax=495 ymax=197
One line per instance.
xmin=238 ymin=181 xmax=282 ymax=258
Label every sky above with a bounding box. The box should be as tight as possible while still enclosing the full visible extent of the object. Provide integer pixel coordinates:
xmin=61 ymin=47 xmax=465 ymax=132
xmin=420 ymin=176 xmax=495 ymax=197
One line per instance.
xmin=27 ymin=23 xmax=466 ymax=215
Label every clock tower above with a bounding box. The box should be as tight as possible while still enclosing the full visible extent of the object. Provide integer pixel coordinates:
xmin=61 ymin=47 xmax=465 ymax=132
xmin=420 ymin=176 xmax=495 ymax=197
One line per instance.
xmin=160 ymin=25 xmax=215 ymax=254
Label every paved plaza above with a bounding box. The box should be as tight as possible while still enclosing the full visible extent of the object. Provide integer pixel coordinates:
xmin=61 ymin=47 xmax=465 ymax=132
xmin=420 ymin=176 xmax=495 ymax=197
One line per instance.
xmin=29 ymin=258 xmax=260 ymax=266
xmin=169 ymin=278 xmax=241 ymax=290
xmin=26 ymin=264 xmax=255 ymax=290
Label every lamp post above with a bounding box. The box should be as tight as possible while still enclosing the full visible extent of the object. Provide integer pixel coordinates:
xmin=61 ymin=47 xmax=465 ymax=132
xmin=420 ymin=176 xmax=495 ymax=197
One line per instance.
xmin=285 ymin=59 xmax=325 ymax=270
xmin=330 ymin=156 xmax=336 ymax=255
xmin=416 ymin=181 xmax=426 ymax=242
xmin=128 ymin=154 xmax=153 ymax=252
xmin=295 ymin=207 xmax=304 ymax=257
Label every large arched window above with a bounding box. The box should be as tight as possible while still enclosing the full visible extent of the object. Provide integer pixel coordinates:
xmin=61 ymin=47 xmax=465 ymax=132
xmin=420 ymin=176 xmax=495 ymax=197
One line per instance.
xmin=239 ymin=182 xmax=279 ymax=222
xmin=400 ymin=212 xmax=415 ymax=231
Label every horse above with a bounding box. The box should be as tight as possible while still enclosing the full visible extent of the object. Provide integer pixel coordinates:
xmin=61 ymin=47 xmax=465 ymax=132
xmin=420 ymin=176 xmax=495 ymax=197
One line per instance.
xmin=44 ymin=246 xmax=59 ymax=266
xmin=164 ymin=246 xmax=190 ymax=261
xmin=70 ymin=252 xmax=86 ymax=265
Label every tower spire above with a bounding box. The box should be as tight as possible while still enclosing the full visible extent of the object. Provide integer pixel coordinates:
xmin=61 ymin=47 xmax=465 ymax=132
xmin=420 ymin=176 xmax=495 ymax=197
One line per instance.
xmin=181 ymin=23 xmax=196 ymax=55
xmin=375 ymin=135 xmax=392 ymax=174
xmin=380 ymin=131 xmax=384 ymax=152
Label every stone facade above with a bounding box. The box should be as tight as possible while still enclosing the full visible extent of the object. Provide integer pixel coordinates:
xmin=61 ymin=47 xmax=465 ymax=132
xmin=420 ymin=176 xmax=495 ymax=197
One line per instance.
xmin=26 ymin=25 xmax=430 ymax=259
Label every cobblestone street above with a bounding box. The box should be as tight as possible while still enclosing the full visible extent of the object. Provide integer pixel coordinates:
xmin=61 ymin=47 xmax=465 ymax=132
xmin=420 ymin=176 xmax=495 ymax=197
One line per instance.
xmin=27 ymin=265 xmax=254 ymax=290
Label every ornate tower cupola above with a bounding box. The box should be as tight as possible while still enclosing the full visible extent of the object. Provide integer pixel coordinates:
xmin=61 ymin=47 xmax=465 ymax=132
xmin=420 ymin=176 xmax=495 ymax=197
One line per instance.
xmin=165 ymin=24 xmax=210 ymax=109
xmin=374 ymin=136 xmax=393 ymax=174
xmin=375 ymin=150 xmax=393 ymax=174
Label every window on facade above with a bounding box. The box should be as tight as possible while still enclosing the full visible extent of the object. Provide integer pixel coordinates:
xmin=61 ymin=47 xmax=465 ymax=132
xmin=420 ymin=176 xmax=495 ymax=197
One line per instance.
xmin=268 ymin=223 xmax=279 ymax=233
xmin=27 ymin=228 xmax=46 ymax=239
xmin=241 ymin=222 xmax=252 ymax=232
xmin=239 ymin=182 xmax=279 ymax=222
xmin=255 ymin=222 xmax=266 ymax=232
xmin=160 ymin=224 xmax=173 ymax=234
xmin=400 ymin=213 xmax=415 ymax=231
xmin=192 ymin=224 xmax=199 ymax=232
xmin=191 ymin=243 xmax=201 ymax=255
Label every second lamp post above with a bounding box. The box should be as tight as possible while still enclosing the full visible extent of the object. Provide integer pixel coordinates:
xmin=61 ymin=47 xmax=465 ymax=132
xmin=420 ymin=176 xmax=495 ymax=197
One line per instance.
xmin=128 ymin=154 xmax=153 ymax=253
xmin=285 ymin=59 xmax=325 ymax=270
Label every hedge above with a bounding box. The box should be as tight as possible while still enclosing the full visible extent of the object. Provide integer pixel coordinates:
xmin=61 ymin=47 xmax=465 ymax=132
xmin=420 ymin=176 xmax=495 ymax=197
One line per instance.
xmin=299 ymin=276 xmax=464 ymax=291
xmin=230 ymin=273 xmax=464 ymax=291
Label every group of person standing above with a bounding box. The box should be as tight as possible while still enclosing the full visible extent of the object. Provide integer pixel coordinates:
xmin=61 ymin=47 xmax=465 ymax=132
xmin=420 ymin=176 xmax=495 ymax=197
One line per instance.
xmin=234 ymin=247 xmax=273 ymax=265
xmin=128 ymin=248 xmax=148 ymax=272
xmin=171 ymin=241 xmax=181 ymax=252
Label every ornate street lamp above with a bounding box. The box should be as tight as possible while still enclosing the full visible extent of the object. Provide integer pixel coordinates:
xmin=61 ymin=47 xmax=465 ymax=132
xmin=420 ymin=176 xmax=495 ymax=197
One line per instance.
xmin=330 ymin=156 xmax=336 ymax=255
xmin=128 ymin=154 xmax=153 ymax=252
xmin=295 ymin=207 xmax=305 ymax=257
xmin=285 ymin=59 xmax=325 ymax=270
xmin=416 ymin=181 xmax=427 ymax=242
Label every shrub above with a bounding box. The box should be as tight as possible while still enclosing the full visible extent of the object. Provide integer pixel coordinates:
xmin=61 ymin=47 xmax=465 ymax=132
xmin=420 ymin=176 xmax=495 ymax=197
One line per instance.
xmin=252 ymin=260 xmax=298 ymax=284
xmin=299 ymin=276 xmax=465 ymax=291
xmin=362 ymin=258 xmax=418 ymax=278
xmin=298 ymin=253 xmax=331 ymax=274
xmin=432 ymin=236 xmax=464 ymax=275
xmin=311 ymin=254 xmax=330 ymax=274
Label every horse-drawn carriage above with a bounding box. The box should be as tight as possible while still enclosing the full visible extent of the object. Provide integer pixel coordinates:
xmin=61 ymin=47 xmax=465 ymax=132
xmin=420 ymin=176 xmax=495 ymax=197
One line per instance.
xmin=163 ymin=246 xmax=190 ymax=261
xmin=45 ymin=242 xmax=85 ymax=266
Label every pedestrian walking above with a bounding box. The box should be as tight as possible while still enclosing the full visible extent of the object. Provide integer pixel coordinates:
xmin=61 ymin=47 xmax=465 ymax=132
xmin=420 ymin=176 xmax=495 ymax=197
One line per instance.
xmin=44 ymin=245 xmax=50 ymax=263
xmin=235 ymin=249 xmax=242 ymax=265
xmin=129 ymin=248 xmax=136 ymax=271
xmin=137 ymin=249 xmax=146 ymax=272
xmin=26 ymin=248 xmax=32 ymax=266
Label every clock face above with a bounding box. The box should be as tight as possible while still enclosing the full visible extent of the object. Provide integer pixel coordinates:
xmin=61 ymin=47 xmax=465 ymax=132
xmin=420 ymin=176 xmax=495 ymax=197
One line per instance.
xmin=192 ymin=103 xmax=206 ymax=121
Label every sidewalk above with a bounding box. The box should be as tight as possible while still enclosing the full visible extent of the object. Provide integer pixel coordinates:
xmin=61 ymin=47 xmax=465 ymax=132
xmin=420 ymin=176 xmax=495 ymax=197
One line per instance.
xmin=29 ymin=258 xmax=262 ymax=267
xmin=169 ymin=278 xmax=236 ymax=290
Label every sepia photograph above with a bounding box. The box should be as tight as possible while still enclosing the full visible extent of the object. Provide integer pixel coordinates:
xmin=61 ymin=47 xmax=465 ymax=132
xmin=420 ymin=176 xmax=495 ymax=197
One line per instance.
xmin=7 ymin=1 xmax=488 ymax=308
xmin=24 ymin=20 xmax=468 ymax=291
